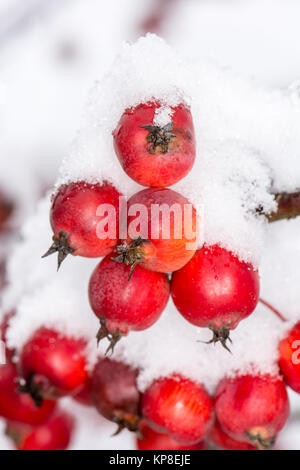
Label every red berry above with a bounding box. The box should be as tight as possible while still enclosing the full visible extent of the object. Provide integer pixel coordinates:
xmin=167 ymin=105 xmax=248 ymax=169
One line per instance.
xmin=73 ymin=375 xmax=93 ymax=407
xmin=0 ymin=310 xmax=15 ymax=360
xmin=19 ymin=327 xmax=88 ymax=404
xmin=141 ymin=374 xmax=214 ymax=445
xmin=91 ymin=358 xmax=141 ymax=434
xmin=113 ymin=102 xmax=196 ymax=188
xmin=0 ymin=191 xmax=13 ymax=232
xmin=137 ymin=422 xmax=206 ymax=451
xmin=209 ymin=420 xmax=256 ymax=450
xmin=89 ymin=256 xmax=170 ymax=353
xmin=113 ymin=187 xmax=197 ymax=275
xmin=0 ymin=362 xmax=56 ymax=425
xmin=215 ymin=374 xmax=290 ymax=449
xmin=43 ymin=181 xmax=122 ymax=269
xmin=279 ymin=322 xmax=300 ymax=393
xmin=171 ymin=245 xmax=259 ymax=350
xmin=6 ymin=410 xmax=75 ymax=450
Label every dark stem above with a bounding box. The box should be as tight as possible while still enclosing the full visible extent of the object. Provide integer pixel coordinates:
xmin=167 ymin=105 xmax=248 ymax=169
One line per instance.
xmin=259 ymin=298 xmax=287 ymax=322
xmin=42 ymin=231 xmax=76 ymax=270
xmin=141 ymin=121 xmax=176 ymax=154
xmin=198 ymin=325 xmax=232 ymax=353
xmin=96 ymin=317 xmax=123 ymax=356
xmin=261 ymin=191 xmax=300 ymax=222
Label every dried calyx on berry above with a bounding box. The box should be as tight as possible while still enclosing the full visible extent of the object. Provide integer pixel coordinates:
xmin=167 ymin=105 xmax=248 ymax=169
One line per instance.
xmin=42 ymin=231 xmax=75 ymax=271
xmin=200 ymin=324 xmax=233 ymax=353
xmin=245 ymin=430 xmax=275 ymax=450
xmin=96 ymin=317 xmax=123 ymax=356
xmin=111 ymin=237 xmax=149 ymax=280
xmin=141 ymin=121 xmax=176 ymax=154
xmin=18 ymin=375 xmax=52 ymax=408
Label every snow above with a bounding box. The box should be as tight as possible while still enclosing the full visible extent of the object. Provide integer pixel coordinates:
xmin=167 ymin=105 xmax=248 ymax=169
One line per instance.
xmin=1 ymin=0 xmax=300 ymax=451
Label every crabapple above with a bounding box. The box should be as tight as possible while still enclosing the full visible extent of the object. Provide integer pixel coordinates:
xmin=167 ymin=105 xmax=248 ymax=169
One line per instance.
xmin=278 ymin=322 xmax=300 ymax=393
xmin=137 ymin=422 xmax=206 ymax=450
xmin=113 ymin=102 xmax=195 ymax=188
xmin=171 ymin=245 xmax=259 ymax=350
xmin=19 ymin=327 xmax=88 ymax=405
xmin=141 ymin=374 xmax=214 ymax=444
xmin=0 ymin=362 xmax=56 ymax=425
xmin=88 ymin=255 xmax=170 ymax=353
xmin=91 ymin=358 xmax=141 ymax=435
xmin=113 ymin=187 xmax=197 ymax=276
xmin=43 ymin=181 xmax=122 ymax=269
xmin=215 ymin=374 xmax=290 ymax=449
xmin=6 ymin=410 xmax=75 ymax=450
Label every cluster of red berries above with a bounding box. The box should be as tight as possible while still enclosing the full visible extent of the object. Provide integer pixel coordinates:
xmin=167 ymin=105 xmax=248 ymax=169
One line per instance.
xmin=1 ymin=101 xmax=299 ymax=450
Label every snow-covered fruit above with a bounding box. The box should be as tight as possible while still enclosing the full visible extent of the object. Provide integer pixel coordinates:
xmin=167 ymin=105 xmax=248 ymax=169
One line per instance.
xmin=171 ymin=245 xmax=259 ymax=350
xmin=137 ymin=422 xmax=206 ymax=451
xmin=113 ymin=101 xmax=196 ymax=188
xmin=6 ymin=410 xmax=75 ymax=450
xmin=113 ymin=187 xmax=197 ymax=276
xmin=19 ymin=328 xmax=88 ymax=405
xmin=209 ymin=420 xmax=256 ymax=450
xmin=91 ymin=358 xmax=141 ymax=435
xmin=43 ymin=181 xmax=121 ymax=269
xmin=215 ymin=374 xmax=290 ymax=449
xmin=89 ymin=256 xmax=170 ymax=353
xmin=0 ymin=362 xmax=56 ymax=425
xmin=279 ymin=322 xmax=300 ymax=393
xmin=141 ymin=374 xmax=214 ymax=445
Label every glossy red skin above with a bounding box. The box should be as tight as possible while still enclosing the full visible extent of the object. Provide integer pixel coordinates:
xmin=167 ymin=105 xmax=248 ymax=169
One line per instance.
xmin=279 ymin=322 xmax=300 ymax=393
xmin=126 ymin=187 xmax=197 ymax=273
xmin=20 ymin=328 xmax=88 ymax=398
xmin=209 ymin=420 xmax=256 ymax=450
xmin=171 ymin=245 xmax=259 ymax=329
xmin=50 ymin=181 xmax=121 ymax=257
xmin=7 ymin=410 xmax=75 ymax=450
xmin=141 ymin=374 xmax=214 ymax=445
xmin=137 ymin=422 xmax=206 ymax=451
xmin=91 ymin=358 xmax=140 ymax=422
xmin=89 ymin=256 xmax=170 ymax=334
xmin=113 ymin=102 xmax=196 ymax=188
xmin=73 ymin=376 xmax=93 ymax=407
xmin=0 ymin=362 xmax=56 ymax=425
xmin=215 ymin=374 xmax=290 ymax=444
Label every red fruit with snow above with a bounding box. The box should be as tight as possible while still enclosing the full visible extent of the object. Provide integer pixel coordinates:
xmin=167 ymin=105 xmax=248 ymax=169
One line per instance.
xmin=209 ymin=420 xmax=256 ymax=450
xmin=137 ymin=422 xmax=206 ymax=451
xmin=215 ymin=374 xmax=290 ymax=449
xmin=141 ymin=374 xmax=214 ymax=445
xmin=0 ymin=362 xmax=56 ymax=425
xmin=113 ymin=102 xmax=195 ymax=188
xmin=279 ymin=322 xmax=300 ymax=393
xmin=171 ymin=245 xmax=259 ymax=350
xmin=89 ymin=255 xmax=170 ymax=353
xmin=113 ymin=187 xmax=197 ymax=275
xmin=19 ymin=327 xmax=88 ymax=404
xmin=91 ymin=358 xmax=141 ymax=434
xmin=43 ymin=181 xmax=122 ymax=269
xmin=6 ymin=410 xmax=75 ymax=450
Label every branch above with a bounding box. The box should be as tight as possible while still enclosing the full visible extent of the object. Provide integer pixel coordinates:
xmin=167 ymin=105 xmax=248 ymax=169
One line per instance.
xmin=266 ymin=191 xmax=300 ymax=223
